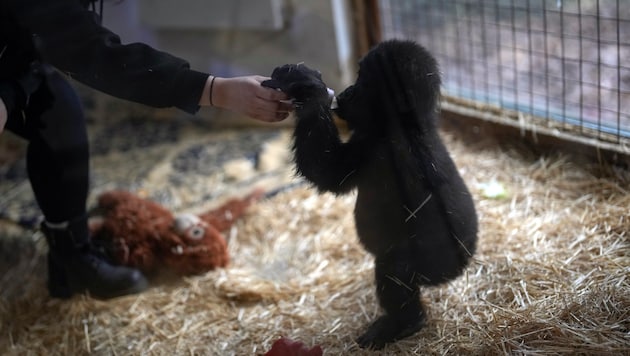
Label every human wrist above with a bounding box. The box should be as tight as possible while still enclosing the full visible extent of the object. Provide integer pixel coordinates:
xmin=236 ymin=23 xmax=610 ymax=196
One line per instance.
xmin=0 ymin=98 xmax=7 ymax=132
xmin=208 ymin=76 xmax=217 ymax=106
xmin=200 ymin=75 xmax=221 ymax=107
xmin=209 ymin=77 xmax=228 ymax=109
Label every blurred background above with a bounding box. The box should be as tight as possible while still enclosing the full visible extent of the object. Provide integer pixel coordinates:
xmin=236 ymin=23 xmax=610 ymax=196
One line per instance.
xmin=94 ymin=0 xmax=629 ymax=145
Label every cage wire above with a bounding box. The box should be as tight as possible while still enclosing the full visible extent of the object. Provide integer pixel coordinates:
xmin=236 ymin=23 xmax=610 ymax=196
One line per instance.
xmin=378 ymin=0 xmax=630 ymax=147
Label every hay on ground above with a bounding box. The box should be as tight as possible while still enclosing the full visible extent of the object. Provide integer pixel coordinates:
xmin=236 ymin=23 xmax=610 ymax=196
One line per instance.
xmin=0 ymin=129 xmax=629 ymax=355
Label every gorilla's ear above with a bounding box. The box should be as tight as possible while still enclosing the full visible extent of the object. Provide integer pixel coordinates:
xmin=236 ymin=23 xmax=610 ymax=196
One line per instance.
xmin=376 ymin=51 xmax=415 ymax=113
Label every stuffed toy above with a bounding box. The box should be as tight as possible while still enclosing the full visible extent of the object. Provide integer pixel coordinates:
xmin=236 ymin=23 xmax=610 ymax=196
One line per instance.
xmin=88 ymin=189 xmax=263 ymax=276
xmin=264 ymin=337 xmax=323 ymax=356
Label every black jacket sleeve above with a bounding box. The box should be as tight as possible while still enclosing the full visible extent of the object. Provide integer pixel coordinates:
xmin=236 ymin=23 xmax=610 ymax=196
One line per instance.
xmin=8 ymin=0 xmax=208 ymax=114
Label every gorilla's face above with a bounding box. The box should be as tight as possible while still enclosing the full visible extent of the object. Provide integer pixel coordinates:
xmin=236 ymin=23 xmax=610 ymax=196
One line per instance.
xmin=335 ymin=84 xmax=359 ymax=124
xmin=334 ymin=69 xmax=382 ymax=132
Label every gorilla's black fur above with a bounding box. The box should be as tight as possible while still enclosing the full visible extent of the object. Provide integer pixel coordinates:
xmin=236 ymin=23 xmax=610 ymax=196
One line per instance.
xmin=263 ymin=39 xmax=478 ymax=350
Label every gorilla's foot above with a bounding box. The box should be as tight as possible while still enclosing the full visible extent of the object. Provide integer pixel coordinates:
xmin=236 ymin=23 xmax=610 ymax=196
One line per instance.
xmin=356 ymin=313 xmax=426 ymax=350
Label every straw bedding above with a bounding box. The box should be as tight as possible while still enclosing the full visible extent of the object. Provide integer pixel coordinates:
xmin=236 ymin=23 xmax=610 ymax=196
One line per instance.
xmin=0 ymin=126 xmax=629 ymax=355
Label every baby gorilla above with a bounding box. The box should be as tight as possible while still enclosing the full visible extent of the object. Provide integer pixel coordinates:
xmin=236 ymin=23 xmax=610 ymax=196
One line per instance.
xmin=263 ymin=39 xmax=478 ymax=350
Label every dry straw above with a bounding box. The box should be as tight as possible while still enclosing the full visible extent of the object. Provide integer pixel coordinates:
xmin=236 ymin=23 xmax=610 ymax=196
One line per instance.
xmin=1 ymin=128 xmax=628 ymax=355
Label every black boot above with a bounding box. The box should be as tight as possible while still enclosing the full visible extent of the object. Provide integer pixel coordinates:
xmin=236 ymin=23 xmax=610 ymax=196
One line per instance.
xmin=42 ymin=215 xmax=149 ymax=299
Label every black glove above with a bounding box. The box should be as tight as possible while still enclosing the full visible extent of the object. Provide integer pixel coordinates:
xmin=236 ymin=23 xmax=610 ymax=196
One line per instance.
xmin=262 ymin=64 xmax=331 ymax=107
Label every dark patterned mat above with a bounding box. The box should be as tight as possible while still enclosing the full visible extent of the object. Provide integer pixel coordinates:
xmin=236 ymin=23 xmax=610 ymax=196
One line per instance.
xmin=0 ymin=116 xmax=299 ymax=229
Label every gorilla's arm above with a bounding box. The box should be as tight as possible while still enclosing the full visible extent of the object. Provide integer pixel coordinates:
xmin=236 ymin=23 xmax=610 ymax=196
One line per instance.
xmin=291 ymin=105 xmax=365 ymax=194
xmin=263 ymin=64 xmax=361 ymax=194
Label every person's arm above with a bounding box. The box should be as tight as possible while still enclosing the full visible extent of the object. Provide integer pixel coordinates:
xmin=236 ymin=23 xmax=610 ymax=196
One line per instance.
xmin=9 ymin=0 xmax=290 ymax=121
xmin=10 ymin=0 xmax=204 ymax=113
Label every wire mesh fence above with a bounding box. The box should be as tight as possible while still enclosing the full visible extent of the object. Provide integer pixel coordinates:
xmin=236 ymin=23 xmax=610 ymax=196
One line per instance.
xmin=378 ymin=0 xmax=630 ymax=146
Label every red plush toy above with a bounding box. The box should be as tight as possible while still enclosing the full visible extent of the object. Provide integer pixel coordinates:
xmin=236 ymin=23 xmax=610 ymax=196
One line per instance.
xmin=264 ymin=337 xmax=323 ymax=356
xmin=88 ymin=189 xmax=263 ymax=275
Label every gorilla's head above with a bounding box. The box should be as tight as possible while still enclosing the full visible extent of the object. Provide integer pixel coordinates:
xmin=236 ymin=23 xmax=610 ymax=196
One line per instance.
xmin=335 ymin=40 xmax=441 ymax=132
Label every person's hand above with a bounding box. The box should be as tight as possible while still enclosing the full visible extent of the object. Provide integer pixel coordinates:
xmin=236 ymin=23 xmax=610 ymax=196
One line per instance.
xmin=262 ymin=64 xmax=330 ymax=107
xmin=0 ymin=97 xmax=7 ymax=135
xmin=205 ymin=75 xmax=293 ymax=122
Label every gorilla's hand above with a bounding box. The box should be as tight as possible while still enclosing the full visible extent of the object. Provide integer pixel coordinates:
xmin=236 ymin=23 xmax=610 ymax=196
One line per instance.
xmin=262 ymin=64 xmax=329 ymax=108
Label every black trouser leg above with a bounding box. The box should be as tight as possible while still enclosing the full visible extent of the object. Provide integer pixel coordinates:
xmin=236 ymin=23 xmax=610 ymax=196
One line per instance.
xmin=6 ymin=69 xmax=88 ymax=223
xmin=7 ymin=68 xmax=148 ymax=299
xmin=27 ymin=70 xmax=88 ymax=223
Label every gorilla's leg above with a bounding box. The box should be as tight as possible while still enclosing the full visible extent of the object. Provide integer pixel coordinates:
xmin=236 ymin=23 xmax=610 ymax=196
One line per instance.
xmin=357 ymin=249 xmax=426 ymax=349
